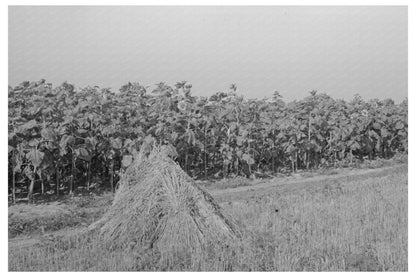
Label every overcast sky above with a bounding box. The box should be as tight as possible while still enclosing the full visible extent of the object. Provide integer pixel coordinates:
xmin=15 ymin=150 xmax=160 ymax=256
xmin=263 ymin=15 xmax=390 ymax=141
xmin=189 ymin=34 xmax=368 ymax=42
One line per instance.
xmin=9 ymin=6 xmax=407 ymax=102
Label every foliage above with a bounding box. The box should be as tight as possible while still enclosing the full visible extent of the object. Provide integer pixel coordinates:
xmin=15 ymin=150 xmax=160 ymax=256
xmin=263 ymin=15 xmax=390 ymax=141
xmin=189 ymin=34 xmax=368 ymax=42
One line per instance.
xmin=8 ymin=80 xmax=408 ymax=201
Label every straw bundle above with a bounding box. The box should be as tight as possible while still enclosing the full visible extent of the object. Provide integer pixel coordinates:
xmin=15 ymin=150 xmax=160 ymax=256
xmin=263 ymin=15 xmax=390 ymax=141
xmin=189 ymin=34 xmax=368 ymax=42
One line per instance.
xmin=89 ymin=144 xmax=241 ymax=257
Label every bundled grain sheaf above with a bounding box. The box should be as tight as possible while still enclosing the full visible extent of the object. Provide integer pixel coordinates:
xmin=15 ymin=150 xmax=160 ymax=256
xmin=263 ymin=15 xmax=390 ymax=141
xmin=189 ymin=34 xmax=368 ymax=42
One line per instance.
xmin=89 ymin=145 xmax=241 ymax=257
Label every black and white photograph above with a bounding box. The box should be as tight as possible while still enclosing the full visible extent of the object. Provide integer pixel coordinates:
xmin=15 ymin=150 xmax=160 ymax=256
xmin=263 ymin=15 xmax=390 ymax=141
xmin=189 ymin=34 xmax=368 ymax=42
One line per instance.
xmin=6 ymin=3 xmax=410 ymax=272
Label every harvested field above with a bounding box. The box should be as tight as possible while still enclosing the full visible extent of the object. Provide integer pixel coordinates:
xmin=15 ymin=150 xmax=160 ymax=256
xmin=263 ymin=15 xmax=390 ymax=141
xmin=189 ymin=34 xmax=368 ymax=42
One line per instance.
xmin=8 ymin=5 xmax=408 ymax=273
xmin=8 ymin=164 xmax=407 ymax=271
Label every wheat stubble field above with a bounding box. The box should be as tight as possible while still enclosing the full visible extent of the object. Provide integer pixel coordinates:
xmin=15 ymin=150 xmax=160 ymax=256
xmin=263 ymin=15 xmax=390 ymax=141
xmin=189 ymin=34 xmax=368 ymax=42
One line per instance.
xmin=8 ymin=5 xmax=409 ymax=272
xmin=9 ymin=164 xmax=407 ymax=271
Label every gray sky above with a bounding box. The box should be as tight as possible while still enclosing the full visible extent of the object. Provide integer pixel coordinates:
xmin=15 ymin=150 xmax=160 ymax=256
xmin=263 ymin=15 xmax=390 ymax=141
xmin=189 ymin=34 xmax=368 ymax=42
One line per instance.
xmin=9 ymin=6 xmax=407 ymax=102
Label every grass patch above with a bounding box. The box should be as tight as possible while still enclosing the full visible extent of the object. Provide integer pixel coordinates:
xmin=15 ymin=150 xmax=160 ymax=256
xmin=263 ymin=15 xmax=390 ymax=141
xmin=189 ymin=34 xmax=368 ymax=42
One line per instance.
xmin=8 ymin=193 xmax=113 ymax=238
xmin=205 ymin=176 xmax=253 ymax=190
xmin=9 ymin=166 xmax=407 ymax=271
